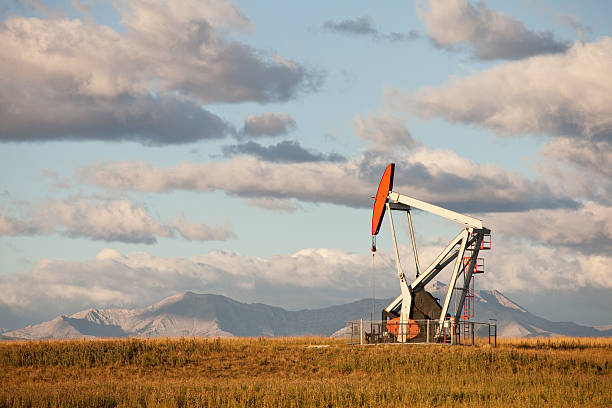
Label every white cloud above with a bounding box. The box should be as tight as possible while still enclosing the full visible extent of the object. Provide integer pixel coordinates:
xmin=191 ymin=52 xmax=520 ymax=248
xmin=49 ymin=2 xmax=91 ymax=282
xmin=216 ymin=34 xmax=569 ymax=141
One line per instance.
xmin=2 ymin=240 xmax=610 ymax=327
xmin=418 ymin=0 xmax=569 ymax=60
xmin=487 ymin=202 xmax=612 ymax=255
xmin=0 ymin=0 xmax=316 ymax=144
xmin=482 ymin=241 xmax=612 ymax=293
xmin=34 ymin=198 xmax=173 ymax=244
xmin=77 ymin=157 xmax=373 ymax=207
xmin=0 ymin=247 xmax=398 ymax=323
xmin=0 ymin=198 xmax=235 ymax=243
xmin=173 ymin=212 xmax=235 ymax=241
xmin=402 ymin=237 xmax=612 ymax=293
xmin=387 ymin=37 xmax=612 ymax=140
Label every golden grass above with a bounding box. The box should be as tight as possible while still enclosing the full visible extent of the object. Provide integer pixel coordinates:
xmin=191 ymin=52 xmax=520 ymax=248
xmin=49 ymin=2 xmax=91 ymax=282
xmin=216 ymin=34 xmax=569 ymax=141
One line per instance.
xmin=0 ymin=336 xmax=610 ymax=407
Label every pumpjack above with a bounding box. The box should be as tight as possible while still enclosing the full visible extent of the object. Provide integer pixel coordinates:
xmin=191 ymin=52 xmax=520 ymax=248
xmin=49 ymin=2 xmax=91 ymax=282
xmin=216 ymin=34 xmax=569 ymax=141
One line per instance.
xmin=371 ymin=163 xmax=491 ymax=342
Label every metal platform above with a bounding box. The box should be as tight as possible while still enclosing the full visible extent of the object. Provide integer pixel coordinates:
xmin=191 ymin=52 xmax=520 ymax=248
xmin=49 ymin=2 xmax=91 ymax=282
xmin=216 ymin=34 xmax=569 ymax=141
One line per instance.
xmin=346 ymin=319 xmax=497 ymax=346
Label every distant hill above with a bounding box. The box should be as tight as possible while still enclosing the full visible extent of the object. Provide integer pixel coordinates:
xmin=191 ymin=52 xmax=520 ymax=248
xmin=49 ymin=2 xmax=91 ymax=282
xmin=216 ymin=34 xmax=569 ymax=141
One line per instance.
xmin=4 ymin=285 xmax=611 ymax=340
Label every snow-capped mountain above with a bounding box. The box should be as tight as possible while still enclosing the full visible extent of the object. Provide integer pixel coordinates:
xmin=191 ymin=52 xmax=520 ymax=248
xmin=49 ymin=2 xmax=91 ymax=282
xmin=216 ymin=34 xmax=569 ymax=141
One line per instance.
xmin=429 ymin=285 xmax=611 ymax=338
xmin=3 ymin=286 xmax=611 ymax=340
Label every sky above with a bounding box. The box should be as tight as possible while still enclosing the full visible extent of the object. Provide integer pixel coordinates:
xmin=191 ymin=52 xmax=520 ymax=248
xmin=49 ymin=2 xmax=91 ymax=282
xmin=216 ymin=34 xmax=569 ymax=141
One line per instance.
xmin=1 ymin=0 xmax=611 ymax=329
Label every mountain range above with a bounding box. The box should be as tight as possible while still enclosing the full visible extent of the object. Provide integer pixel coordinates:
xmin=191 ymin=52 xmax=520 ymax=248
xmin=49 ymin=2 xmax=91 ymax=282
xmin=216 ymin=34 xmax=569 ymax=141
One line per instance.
xmin=3 ymin=283 xmax=611 ymax=340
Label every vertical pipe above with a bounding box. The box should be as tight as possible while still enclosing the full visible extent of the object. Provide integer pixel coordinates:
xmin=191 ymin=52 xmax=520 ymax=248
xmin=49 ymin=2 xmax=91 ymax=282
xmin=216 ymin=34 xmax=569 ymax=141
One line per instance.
xmin=371 ymin=253 xmax=375 ymax=344
xmin=387 ymin=204 xmax=403 ymax=280
xmin=387 ymin=203 xmax=411 ymax=343
xmin=426 ymin=320 xmax=430 ymax=344
xmin=406 ymin=210 xmax=421 ymax=278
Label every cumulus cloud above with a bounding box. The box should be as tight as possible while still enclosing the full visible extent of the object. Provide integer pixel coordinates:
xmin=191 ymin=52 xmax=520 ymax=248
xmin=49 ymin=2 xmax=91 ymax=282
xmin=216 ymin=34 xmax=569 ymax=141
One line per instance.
xmin=481 ymin=240 xmax=612 ymax=293
xmin=418 ymin=0 xmax=569 ymax=60
xmin=77 ymin=149 xmax=577 ymax=213
xmin=0 ymin=247 xmax=398 ymax=325
xmin=0 ymin=198 xmax=235 ymax=243
xmin=0 ymin=0 xmax=317 ymax=144
xmin=322 ymin=15 xmax=418 ymax=42
xmin=387 ymin=37 xmax=612 ymax=141
xmin=2 ymin=240 xmax=611 ymax=327
xmin=241 ymin=112 xmax=297 ymax=138
xmin=402 ymin=236 xmax=612 ymax=293
xmin=487 ymin=203 xmax=612 ymax=255
xmin=353 ymin=114 xmax=419 ymax=150
xmin=173 ymin=212 xmax=235 ymax=241
xmin=35 ymin=198 xmax=173 ymax=244
xmin=222 ymin=140 xmax=346 ymax=163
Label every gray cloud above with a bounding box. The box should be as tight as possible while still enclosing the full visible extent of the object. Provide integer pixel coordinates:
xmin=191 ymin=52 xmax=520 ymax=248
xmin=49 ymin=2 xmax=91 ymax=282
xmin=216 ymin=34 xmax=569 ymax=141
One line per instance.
xmin=0 ymin=214 xmax=40 ymax=236
xmin=222 ymin=140 xmax=347 ymax=163
xmin=241 ymin=112 xmax=296 ymax=138
xmin=322 ymin=15 xmax=418 ymax=42
xmin=1 ymin=92 xmax=232 ymax=145
xmin=0 ymin=0 xmax=317 ymax=144
xmin=353 ymin=114 xmax=419 ymax=150
xmin=77 ymin=148 xmax=578 ymax=213
xmin=245 ymin=198 xmax=303 ymax=213
xmin=323 ymin=16 xmax=377 ymax=36
xmin=560 ymin=15 xmax=592 ymax=44
xmin=0 ymin=198 xmax=235 ymax=244
xmin=419 ymin=0 xmax=569 ymax=60
xmin=538 ymin=138 xmax=612 ymax=206
xmin=385 ymin=31 xmax=420 ymax=42
xmin=542 ymin=138 xmax=612 ymax=180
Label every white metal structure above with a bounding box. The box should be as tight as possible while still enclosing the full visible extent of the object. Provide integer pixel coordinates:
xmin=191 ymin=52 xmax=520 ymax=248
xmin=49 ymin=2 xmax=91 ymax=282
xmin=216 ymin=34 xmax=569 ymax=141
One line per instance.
xmin=371 ymin=163 xmax=490 ymax=342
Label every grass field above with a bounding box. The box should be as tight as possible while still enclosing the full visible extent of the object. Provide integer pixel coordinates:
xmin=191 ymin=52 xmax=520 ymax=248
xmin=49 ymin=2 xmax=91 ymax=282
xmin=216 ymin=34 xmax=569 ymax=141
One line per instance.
xmin=0 ymin=337 xmax=610 ymax=407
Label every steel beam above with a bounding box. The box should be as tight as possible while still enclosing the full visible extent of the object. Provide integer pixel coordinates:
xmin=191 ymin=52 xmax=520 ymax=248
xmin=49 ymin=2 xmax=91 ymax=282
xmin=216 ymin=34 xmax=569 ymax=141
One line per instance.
xmin=389 ymin=191 xmax=483 ymax=229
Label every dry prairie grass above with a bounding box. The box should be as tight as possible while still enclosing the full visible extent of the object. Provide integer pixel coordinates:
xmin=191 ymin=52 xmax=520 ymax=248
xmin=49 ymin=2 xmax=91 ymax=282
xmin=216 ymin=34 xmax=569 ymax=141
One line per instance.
xmin=0 ymin=336 xmax=610 ymax=407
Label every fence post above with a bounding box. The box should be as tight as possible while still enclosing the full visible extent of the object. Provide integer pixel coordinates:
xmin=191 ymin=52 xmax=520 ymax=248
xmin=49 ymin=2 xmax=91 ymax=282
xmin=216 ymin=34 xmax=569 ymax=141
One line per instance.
xmin=494 ymin=323 xmax=497 ymax=347
xmin=426 ymin=320 xmax=430 ymax=344
xmin=450 ymin=318 xmax=455 ymax=345
xmin=360 ymin=318 xmax=364 ymax=345
xmin=488 ymin=319 xmax=497 ymax=347
xmin=471 ymin=322 xmax=475 ymax=346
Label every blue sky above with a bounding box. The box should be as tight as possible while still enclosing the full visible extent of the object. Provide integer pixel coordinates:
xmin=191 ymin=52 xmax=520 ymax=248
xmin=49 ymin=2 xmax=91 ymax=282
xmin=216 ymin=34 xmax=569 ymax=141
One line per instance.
xmin=1 ymin=0 xmax=611 ymax=329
